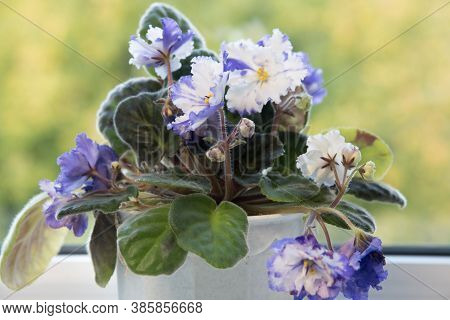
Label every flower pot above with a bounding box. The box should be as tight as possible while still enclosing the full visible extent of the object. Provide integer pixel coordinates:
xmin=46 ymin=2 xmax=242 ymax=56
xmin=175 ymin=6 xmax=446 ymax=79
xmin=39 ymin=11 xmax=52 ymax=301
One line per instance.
xmin=117 ymin=213 xmax=303 ymax=299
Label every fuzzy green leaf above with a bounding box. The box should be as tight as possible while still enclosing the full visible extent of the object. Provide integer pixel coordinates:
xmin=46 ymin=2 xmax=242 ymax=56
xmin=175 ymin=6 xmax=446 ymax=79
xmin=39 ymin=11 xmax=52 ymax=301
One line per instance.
xmin=133 ymin=171 xmax=210 ymax=194
xmin=89 ymin=213 xmax=117 ymax=287
xmin=259 ymin=174 xmax=320 ymax=203
xmin=117 ymin=206 xmax=187 ymax=275
xmin=274 ymin=131 xmax=308 ymax=175
xmin=232 ymin=133 xmax=284 ymax=175
xmin=347 ymin=178 xmax=407 ymax=207
xmin=57 ymin=186 xmax=138 ymax=218
xmin=97 ymin=78 xmax=163 ymax=155
xmin=169 ymin=194 xmax=248 ymax=268
xmin=321 ymin=201 xmax=376 ymax=233
xmin=114 ymin=93 xmax=180 ymax=166
xmin=0 ymin=194 xmax=68 ymax=290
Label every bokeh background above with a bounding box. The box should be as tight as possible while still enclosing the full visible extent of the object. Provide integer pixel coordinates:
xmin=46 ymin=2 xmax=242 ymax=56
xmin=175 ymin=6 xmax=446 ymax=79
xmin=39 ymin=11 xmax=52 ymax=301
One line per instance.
xmin=0 ymin=0 xmax=449 ymax=245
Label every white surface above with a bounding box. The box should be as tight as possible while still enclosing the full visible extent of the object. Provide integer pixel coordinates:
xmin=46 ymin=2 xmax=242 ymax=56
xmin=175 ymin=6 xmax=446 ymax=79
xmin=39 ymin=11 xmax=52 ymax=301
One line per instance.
xmin=1 ymin=255 xmax=450 ymax=300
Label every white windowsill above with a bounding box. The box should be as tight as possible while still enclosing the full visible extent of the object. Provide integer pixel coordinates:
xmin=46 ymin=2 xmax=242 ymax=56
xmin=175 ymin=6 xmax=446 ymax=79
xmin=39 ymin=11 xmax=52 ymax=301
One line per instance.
xmin=1 ymin=255 xmax=449 ymax=300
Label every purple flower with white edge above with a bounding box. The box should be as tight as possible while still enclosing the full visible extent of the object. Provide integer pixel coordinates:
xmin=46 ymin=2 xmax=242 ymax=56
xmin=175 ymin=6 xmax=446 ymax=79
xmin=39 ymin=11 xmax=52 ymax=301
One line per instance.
xmin=129 ymin=17 xmax=194 ymax=78
xmin=339 ymin=235 xmax=388 ymax=300
xmin=223 ymin=33 xmax=308 ymax=115
xmin=168 ymin=56 xmax=227 ymax=136
xmin=297 ymin=52 xmax=327 ymax=105
xmin=55 ymin=133 xmax=118 ymax=195
xmin=267 ymin=234 xmax=353 ymax=300
xmin=39 ymin=180 xmax=88 ymax=237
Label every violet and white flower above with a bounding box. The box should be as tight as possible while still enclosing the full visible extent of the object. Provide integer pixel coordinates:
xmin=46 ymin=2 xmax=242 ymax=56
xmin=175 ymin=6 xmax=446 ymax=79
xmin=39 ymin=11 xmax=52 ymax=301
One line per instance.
xmin=55 ymin=133 xmax=118 ymax=194
xmin=39 ymin=180 xmax=88 ymax=237
xmin=339 ymin=236 xmax=388 ymax=300
xmin=168 ymin=56 xmax=227 ymax=135
xmin=297 ymin=52 xmax=327 ymax=105
xmin=267 ymin=234 xmax=353 ymax=300
xmin=223 ymin=31 xmax=308 ymax=114
xmin=129 ymin=17 xmax=194 ymax=79
xmin=296 ymin=130 xmax=361 ymax=187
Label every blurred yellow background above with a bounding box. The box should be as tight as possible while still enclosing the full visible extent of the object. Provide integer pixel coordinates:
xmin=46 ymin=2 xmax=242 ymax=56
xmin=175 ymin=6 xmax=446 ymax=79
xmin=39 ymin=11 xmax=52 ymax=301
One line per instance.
xmin=0 ymin=0 xmax=449 ymax=245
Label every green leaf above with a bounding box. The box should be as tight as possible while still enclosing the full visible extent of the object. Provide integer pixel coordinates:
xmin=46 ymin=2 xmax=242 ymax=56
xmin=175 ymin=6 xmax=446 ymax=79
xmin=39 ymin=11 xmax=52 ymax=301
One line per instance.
xmin=172 ymin=49 xmax=218 ymax=81
xmin=232 ymin=133 xmax=284 ymax=175
xmin=339 ymin=128 xmax=393 ymax=179
xmin=57 ymin=186 xmax=138 ymax=218
xmin=274 ymin=131 xmax=307 ymax=175
xmin=259 ymin=174 xmax=319 ymax=203
xmin=133 ymin=171 xmax=210 ymax=194
xmin=169 ymin=194 xmax=248 ymax=268
xmin=321 ymin=201 xmax=376 ymax=233
xmin=89 ymin=213 xmax=117 ymax=288
xmin=97 ymin=78 xmax=163 ymax=155
xmin=138 ymin=3 xmax=206 ymax=50
xmin=114 ymin=93 xmax=180 ymax=166
xmin=0 ymin=193 xmax=68 ymax=290
xmin=117 ymin=206 xmax=187 ymax=275
xmin=347 ymin=178 xmax=406 ymax=207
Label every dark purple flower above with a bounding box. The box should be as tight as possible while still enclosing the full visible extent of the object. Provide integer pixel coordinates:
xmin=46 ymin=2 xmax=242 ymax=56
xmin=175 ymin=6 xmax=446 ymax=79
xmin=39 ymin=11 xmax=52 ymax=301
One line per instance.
xmin=39 ymin=179 xmax=88 ymax=237
xmin=128 ymin=17 xmax=194 ymax=79
xmin=267 ymin=234 xmax=353 ymax=300
xmin=55 ymin=133 xmax=117 ymax=194
xmin=339 ymin=236 xmax=388 ymax=300
xmin=297 ymin=52 xmax=327 ymax=105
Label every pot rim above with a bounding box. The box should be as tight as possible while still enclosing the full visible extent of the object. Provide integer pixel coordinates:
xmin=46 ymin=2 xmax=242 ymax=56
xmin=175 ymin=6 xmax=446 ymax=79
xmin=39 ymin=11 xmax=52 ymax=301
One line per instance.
xmin=247 ymin=212 xmax=303 ymax=226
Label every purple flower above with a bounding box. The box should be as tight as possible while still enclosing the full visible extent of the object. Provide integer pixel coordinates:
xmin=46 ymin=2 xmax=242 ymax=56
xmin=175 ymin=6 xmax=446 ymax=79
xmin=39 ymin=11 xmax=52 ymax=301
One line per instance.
xmin=39 ymin=180 xmax=88 ymax=237
xmin=339 ymin=236 xmax=388 ymax=300
xmin=267 ymin=234 xmax=353 ymax=300
xmin=297 ymin=52 xmax=327 ymax=105
xmin=129 ymin=18 xmax=194 ymax=79
xmin=55 ymin=133 xmax=117 ymax=194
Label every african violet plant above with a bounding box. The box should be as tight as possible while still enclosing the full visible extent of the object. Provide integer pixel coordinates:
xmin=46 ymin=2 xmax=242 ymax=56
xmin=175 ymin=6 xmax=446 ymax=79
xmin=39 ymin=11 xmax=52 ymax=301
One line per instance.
xmin=0 ymin=3 xmax=406 ymax=300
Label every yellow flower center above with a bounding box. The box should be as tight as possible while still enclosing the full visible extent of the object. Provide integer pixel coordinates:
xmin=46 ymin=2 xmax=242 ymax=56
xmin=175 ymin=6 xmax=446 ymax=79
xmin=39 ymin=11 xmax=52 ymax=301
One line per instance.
xmin=204 ymin=92 xmax=213 ymax=104
xmin=257 ymin=67 xmax=269 ymax=82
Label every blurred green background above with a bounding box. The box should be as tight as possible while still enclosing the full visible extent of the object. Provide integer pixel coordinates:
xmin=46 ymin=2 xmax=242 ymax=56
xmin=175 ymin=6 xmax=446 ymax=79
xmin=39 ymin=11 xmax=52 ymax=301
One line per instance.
xmin=0 ymin=0 xmax=449 ymax=245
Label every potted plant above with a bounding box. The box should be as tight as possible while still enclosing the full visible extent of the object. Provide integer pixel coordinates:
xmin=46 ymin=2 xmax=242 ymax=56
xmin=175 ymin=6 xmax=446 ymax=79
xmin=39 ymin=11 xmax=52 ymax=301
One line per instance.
xmin=0 ymin=3 xmax=406 ymax=300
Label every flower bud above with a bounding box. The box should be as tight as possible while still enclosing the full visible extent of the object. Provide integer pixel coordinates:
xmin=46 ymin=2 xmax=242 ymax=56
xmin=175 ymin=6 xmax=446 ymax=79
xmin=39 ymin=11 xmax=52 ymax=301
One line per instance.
xmin=206 ymin=146 xmax=225 ymax=162
xmin=341 ymin=143 xmax=361 ymax=169
xmin=111 ymin=161 xmax=121 ymax=170
xmin=359 ymin=161 xmax=376 ymax=180
xmin=238 ymin=118 xmax=255 ymax=139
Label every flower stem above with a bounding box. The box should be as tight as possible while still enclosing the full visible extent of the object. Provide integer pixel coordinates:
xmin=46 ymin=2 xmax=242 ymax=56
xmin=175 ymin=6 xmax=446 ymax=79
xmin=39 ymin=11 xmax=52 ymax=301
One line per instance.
xmin=166 ymin=59 xmax=173 ymax=87
xmin=316 ymin=215 xmax=333 ymax=251
xmin=317 ymin=207 xmax=358 ymax=232
xmin=218 ymin=108 xmax=234 ymax=201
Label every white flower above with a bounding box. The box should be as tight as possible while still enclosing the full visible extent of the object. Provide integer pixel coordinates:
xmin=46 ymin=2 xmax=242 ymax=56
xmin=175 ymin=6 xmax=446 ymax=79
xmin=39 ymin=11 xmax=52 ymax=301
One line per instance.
xmin=296 ymin=130 xmax=361 ymax=187
xmin=223 ymin=36 xmax=308 ymax=114
xmin=168 ymin=56 xmax=226 ymax=135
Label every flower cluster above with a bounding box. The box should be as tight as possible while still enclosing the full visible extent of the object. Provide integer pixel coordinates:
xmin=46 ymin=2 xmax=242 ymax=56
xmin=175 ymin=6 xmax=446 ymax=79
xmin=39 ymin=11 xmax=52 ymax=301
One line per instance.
xmin=40 ymin=133 xmax=117 ymax=236
xmin=267 ymin=235 xmax=353 ymax=299
xmin=129 ymin=22 xmax=327 ymax=136
xmin=268 ymin=234 xmax=388 ymax=300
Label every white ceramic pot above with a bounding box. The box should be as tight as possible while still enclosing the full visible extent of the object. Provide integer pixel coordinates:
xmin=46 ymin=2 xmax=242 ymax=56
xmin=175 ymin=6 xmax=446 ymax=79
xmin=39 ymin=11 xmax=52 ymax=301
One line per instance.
xmin=117 ymin=213 xmax=303 ymax=299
